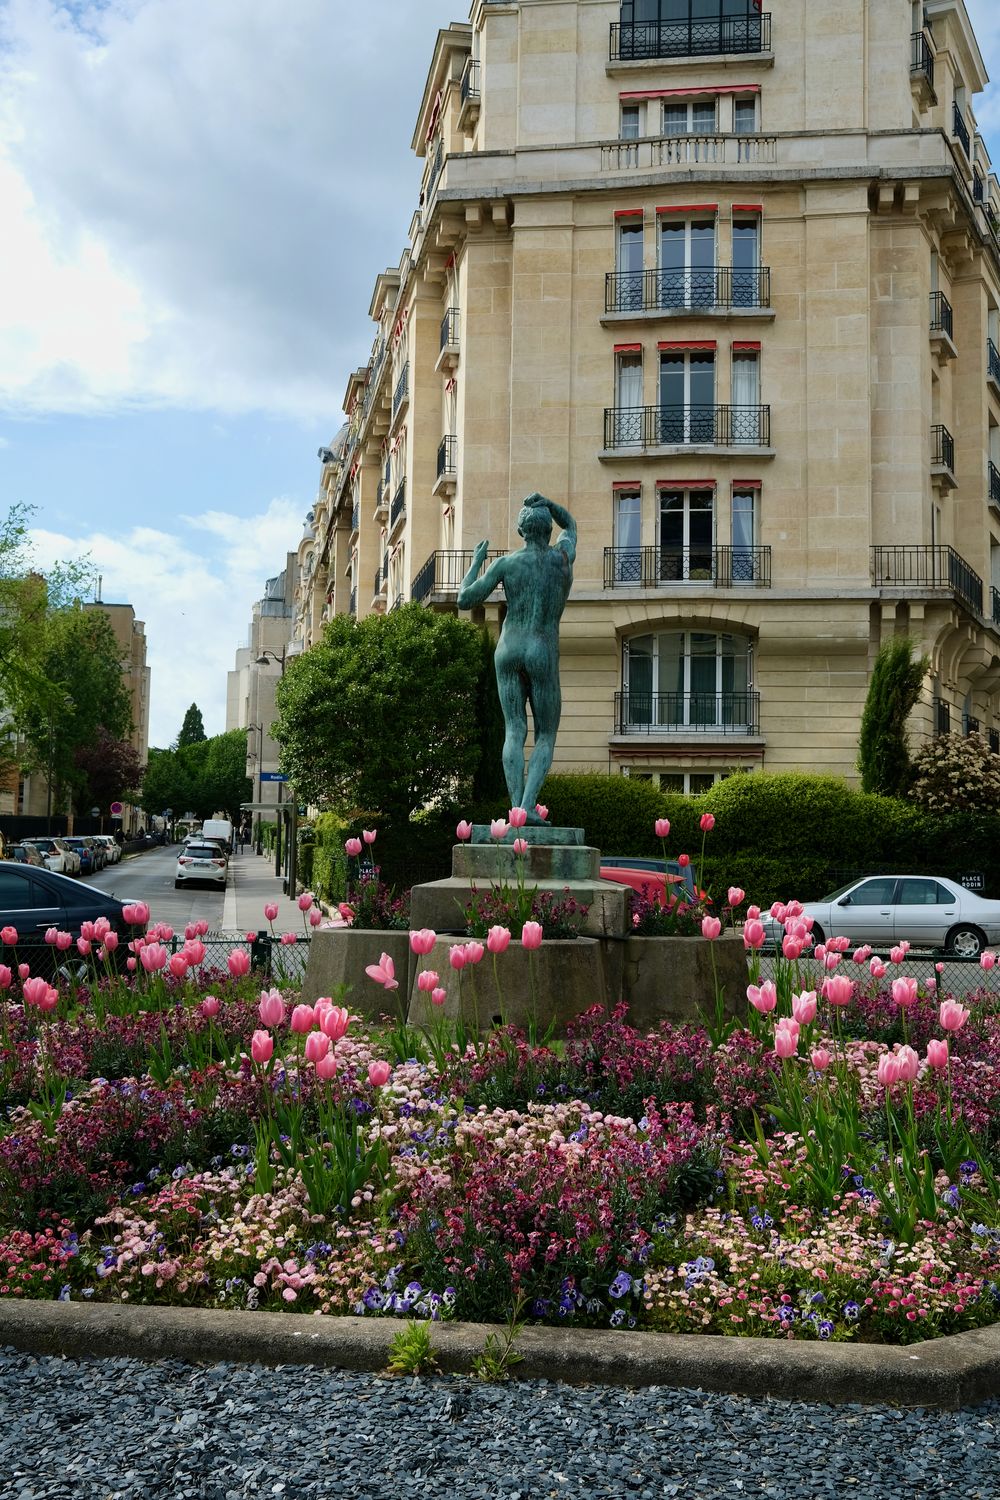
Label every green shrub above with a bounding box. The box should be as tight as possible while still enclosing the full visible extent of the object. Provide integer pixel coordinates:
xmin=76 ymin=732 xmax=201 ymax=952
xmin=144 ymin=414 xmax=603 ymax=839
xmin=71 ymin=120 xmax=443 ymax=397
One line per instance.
xmin=535 ymin=773 xmax=672 ymax=855
xmin=310 ymin=811 xmax=349 ymax=904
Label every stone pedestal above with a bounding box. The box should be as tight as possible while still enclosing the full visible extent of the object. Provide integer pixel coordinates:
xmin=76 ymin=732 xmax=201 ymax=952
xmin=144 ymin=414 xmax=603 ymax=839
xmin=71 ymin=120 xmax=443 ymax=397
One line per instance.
xmin=622 ymin=933 xmax=748 ymax=1029
xmin=300 ymin=928 xmax=411 ymax=1022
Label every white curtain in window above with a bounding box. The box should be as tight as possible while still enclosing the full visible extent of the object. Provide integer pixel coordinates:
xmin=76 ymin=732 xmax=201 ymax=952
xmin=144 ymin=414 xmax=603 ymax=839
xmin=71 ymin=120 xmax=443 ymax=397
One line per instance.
xmin=617 ymin=355 xmax=644 ymax=408
xmin=731 ymin=353 xmax=758 ymax=407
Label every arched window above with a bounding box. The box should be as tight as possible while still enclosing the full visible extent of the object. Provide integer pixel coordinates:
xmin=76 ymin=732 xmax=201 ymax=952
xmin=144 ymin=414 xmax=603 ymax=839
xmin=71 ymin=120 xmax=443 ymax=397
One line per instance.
xmin=622 ymin=629 xmax=754 ymax=731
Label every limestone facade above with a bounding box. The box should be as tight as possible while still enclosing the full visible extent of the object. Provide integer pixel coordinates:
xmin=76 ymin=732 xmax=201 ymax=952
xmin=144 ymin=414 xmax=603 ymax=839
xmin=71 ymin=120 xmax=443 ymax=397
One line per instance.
xmin=298 ymin=0 xmax=1000 ymax=793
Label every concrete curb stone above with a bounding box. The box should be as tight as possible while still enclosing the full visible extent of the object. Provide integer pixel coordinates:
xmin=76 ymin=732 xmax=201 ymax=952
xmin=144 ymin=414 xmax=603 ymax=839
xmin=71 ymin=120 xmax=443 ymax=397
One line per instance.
xmin=1 ymin=1299 xmax=998 ymax=1409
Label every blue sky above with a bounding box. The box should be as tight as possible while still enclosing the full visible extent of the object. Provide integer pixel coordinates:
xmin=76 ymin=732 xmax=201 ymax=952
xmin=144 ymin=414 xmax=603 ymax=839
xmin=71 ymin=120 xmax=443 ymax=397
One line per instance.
xmin=0 ymin=0 xmax=997 ymax=747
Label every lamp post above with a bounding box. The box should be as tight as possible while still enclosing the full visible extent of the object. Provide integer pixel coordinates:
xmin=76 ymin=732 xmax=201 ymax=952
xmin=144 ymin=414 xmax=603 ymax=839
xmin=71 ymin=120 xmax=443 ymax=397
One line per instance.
xmin=246 ymin=721 xmax=264 ymax=853
xmin=254 ymin=647 xmax=293 ymax=892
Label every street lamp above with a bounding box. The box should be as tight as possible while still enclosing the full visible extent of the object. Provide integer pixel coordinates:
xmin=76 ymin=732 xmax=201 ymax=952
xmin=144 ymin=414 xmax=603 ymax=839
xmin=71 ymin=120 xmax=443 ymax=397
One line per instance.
xmin=246 ymin=722 xmax=264 ymax=853
xmin=253 ymin=648 xmax=293 ymax=892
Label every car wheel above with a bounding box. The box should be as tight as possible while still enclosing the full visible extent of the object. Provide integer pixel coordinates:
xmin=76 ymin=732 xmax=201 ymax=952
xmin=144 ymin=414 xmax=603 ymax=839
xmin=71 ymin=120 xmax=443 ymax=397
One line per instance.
xmin=811 ymin=924 xmax=825 ymax=945
xmin=947 ymin=924 xmax=986 ymax=958
xmin=174 ymin=880 xmax=183 ymax=889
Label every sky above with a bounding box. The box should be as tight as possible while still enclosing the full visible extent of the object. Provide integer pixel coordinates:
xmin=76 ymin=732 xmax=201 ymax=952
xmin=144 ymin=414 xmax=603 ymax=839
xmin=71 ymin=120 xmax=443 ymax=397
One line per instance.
xmin=0 ymin=0 xmax=998 ymax=748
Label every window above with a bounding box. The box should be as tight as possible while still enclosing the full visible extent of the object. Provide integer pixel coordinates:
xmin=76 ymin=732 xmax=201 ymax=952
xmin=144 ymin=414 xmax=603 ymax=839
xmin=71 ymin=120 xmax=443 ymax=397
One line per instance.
xmin=732 ymin=216 xmax=760 ymax=307
xmin=731 ymin=488 xmax=757 ymax=582
xmin=658 ymin=216 xmax=717 ymax=309
xmin=662 ymin=100 xmax=717 ymax=135
xmin=846 ymin=878 xmax=897 ymax=906
xmin=731 ymin=350 xmax=759 ymax=407
xmin=658 ymin=488 xmax=714 ymax=581
xmin=615 ymin=218 xmax=645 ymax=311
xmin=623 ymin=629 xmax=753 ymax=730
xmin=620 ymin=103 xmax=643 ymax=139
xmin=657 ymin=771 xmax=721 ymax=794
xmin=659 ymin=349 xmax=716 ymax=442
xmin=896 ymin=879 xmax=954 ymax=906
xmin=613 ymin=490 xmax=643 ymax=582
xmin=733 ymin=96 xmax=757 ymax=134
xmin=0 ymin=868 xmax=45 ymax=908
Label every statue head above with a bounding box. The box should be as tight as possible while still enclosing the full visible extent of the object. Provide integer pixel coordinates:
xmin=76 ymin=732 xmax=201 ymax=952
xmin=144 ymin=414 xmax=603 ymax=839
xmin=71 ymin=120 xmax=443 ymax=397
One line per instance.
xmin=517 ymin=504 xmax=553 ymax=544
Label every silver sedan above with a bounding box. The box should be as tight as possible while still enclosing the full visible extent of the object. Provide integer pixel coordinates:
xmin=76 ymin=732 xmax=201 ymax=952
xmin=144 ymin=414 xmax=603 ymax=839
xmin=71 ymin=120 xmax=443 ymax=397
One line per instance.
xmin=762 ymin=875 xmax=1000 ymax=958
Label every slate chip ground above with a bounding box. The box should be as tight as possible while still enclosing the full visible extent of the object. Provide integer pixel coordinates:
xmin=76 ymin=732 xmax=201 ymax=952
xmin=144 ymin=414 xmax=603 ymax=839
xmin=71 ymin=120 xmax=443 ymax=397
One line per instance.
xmin=0 ymin=1347 xmax=997 ymax=1500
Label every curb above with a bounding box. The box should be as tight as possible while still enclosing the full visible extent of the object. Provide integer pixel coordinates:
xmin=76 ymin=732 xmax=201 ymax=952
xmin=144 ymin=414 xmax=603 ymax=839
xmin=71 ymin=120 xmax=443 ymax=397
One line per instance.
xmin=1 ymin=1300 xmax=998 ymax=1408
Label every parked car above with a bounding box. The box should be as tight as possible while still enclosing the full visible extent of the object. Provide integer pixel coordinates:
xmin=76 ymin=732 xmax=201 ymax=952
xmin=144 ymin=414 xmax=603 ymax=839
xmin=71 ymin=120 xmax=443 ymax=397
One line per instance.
xmin=62 ymin=837 xmax=95 ymax=876
xmin=93 ymin=834 xmax=121 ymax=865
xmin=599 ymin=857 xmax=696 ymax=905
xmin=0 ymin=862 xmax=143 ymax=976
xmin=175 ymin=841 xmax=228 ymax=889
xmin=760 ymin=874 xmax=1000 ymax=958
xmin=23 ymin=837 xmax=81 ymax=876
xmin=8 ymin=843 xmax=45 ymax=867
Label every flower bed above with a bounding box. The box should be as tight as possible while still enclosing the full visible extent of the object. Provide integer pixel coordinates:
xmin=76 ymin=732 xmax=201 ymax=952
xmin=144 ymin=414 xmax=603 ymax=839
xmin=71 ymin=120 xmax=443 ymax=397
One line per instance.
xmin=1 ymin=868 xmax=1000 ymax=1349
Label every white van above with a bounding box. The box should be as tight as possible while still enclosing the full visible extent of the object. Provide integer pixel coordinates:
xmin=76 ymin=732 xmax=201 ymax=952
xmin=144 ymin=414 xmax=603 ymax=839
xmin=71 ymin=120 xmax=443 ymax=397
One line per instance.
xmin=200 ymin=818 xmax=233 ymax=854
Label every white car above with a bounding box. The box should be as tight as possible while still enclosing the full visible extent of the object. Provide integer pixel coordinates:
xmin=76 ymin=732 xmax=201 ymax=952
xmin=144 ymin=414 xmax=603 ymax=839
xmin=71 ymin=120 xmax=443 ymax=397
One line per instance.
xmin=93 ymin=834 xmax=121 ymax=865
xmin=762 ymin=874 xmax=1000 ymax=959
xmin=175 ymin=841 xmax=228 ymax=889
xmin=24 ymin=837 xmax=81 ymax=876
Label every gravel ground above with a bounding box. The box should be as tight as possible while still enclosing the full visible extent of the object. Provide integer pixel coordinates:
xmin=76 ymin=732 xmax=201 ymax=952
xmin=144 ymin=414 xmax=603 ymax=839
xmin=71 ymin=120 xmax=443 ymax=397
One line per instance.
xmin=0 ymin=1347 xmax=997 ymax=1500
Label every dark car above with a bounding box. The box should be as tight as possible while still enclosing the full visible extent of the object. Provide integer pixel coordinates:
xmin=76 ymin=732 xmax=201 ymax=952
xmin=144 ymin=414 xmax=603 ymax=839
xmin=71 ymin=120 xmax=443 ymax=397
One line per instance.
xmin=62 ymin=838 xmax=94 ymax=876
xmin=9 ymin=844 xmax=45 ymax=868
xmin=0 ymin=863 xmax=143 ymax=976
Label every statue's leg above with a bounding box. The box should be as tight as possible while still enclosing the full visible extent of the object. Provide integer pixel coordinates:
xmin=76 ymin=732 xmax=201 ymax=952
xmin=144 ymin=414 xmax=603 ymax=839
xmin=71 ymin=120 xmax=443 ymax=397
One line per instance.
xmin=496 ymin=662 xmax=529 ymax=807
xmin=522 ymin=667 xmax=561 ymax=814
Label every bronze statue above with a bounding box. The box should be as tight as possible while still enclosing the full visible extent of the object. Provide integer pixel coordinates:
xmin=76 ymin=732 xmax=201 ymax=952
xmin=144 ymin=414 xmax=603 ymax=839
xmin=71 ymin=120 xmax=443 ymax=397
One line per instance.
xmin=458 ymin=492 xmax=576 ymax=822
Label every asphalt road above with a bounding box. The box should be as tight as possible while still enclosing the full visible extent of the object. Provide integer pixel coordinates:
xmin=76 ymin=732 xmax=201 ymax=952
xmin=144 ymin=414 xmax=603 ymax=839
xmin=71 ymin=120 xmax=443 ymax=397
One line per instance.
xmin=85 ymin=845 xmax=227 ymax=931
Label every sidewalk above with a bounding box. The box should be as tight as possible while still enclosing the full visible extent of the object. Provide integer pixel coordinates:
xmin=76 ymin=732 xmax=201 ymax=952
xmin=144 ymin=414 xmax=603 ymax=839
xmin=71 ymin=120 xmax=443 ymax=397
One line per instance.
xmin=220 ymin=846 xmax=309 ymax=936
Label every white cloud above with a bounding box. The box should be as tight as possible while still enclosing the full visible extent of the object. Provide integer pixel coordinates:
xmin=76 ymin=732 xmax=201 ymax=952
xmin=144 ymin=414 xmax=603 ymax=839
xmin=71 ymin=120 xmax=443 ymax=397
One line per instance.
xmin=0 ymin=0 xmax=460 ymax=420
xmin=28 ymin=495 xmax=303 ymax=745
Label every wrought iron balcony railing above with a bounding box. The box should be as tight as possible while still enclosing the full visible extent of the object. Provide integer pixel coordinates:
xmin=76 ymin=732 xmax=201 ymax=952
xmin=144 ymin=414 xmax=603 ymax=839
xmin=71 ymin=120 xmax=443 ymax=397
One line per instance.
xmin=871 ymin=544 xmax=983 ymax=617
xmin=440 ymin=307 xmax=460 ymax=351
xmin=389 ymin=594 xmax=405 ymax=613
xmin=610 ymin=14 xmax=770 ymax=62
xmin=603 ymin=545 xmax=771 ymax=589
xmin=988 ymin=338 xmax=1000 ymax=385
xmin=992 ymin=586 xmax=1000 ymax=628
xmin=425 ymin=137 xmax=444 ymax=199
xmin=411 ymin=549 xmax=508 ymax=605
xmin=910 ymin=31 xmax=934 ymax=90
xmin=614 ymin=690 xmax=760 ymax=736
xmin=349 ymin=587 xmax=357 ymax=617
xmin=603 ymin=404 xmax=770 ymax=450
xmin=605 ymin=265 xmax=770 ymax=315
xmin=989 ymin=461 xmax=1000 ymax=506
xmin=974 ymin=170 xmax=985 ymax=203
xmin=929 ymin=291 xmax=953 ymax=339
xmin=351 ymin=502 xmax=360 ymax=534
xmin=392 ymin=363 xmax=409 ymax=420
xmin=460 ymin=56 xmax=480 ymax=105
xmin=390 ymin=481 xmax=406 ymax=529
xmin=933 ymin=696 xmax=951 ymax=735
xmin=931 ymin=423 xmax=955 ymax=473
xmin=992 ymin=728 xmax=1000 ymax=754
xmin=964 ymin=713 xmax=980 ymax=736
xmin=373 ymin=567 xmax=385 ymax=600
xmin=437 ymin=434 xmax=457 ymax=479
xmin=953 ymin=101 xmax=971 ymax=158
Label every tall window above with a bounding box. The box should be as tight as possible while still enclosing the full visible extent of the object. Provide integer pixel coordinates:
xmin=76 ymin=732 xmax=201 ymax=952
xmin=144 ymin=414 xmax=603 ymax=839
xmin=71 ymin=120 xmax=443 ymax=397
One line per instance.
xmin=623 ymin=630 xmax=753 ymax=731
xmin=659 ymin=216 xmax=717 ymax=309
xmin=731 ymin=488 xmax=757 ymax=583
xmin=613 ymin=352 xmax=645 ymax=446
xmin=733 ymin=96 xmax=757 ymax=134
xmin=732 ymin=217 xmax=760 ymax=307
xmin=731 ymin=351 xmax=759 ymax=407
xmin=662 ymin=99 xmax=716 ymax=135
xmin=658 ymin=489 xmax=714 ymax=581
xmin=659 ymin=349 xmax=715 ymax=443
xmin=620 ymin=103 xmax=643 ymax=139
xmin=615 ymin=219 xmax=645 ymax=311
xmin=613 ymin=490 xmax=643 ymax=582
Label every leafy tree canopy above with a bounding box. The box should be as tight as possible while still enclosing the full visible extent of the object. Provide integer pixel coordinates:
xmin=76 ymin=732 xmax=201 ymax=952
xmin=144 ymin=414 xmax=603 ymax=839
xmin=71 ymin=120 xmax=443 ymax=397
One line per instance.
xmin=74 ymin=729 xmax=143 ymax=813
xmin=142 ymin=729 xmax=251 ymax=824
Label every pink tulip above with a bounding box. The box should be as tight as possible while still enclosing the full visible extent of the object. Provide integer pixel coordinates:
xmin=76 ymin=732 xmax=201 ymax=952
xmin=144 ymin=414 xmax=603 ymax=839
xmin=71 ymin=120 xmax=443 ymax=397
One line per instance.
xmin=770 ymin=902 xmax=787 ymax=922
xmin=305 ymin=1031 xmax=331 ymax=1063
xmin=431 ymin=986 xmax=447 ymax=1007
xmin=792 ymin=990 xmax=817 ymax=1025
xmin=811 ymin=1047 xmax=832 ymax=1072
xmin=926 ymin=976 xmax=937 ymax=992
xmin=290 ymin=1004 xmax=316 ymax=1034
xmin=368 ymin=1060 xmax=392 ymax=1087
xmin=200 ymin=996 xmax=220 ymax=1018
xmin=17 ymin=963 xmax=29 ymax=981
xmin=365 ymin=952 xmax=399 ymax=991
xmin=79 ymin=921 xmax=95 ymax=943
xmin=895 ymin=1045 xmax=920 ymax=1083
xmin=774 ymin=1024 xmax=798 ymax=1059
xmin=246 ymin=932 xmax=257 ymax=944
xmin=0 ymin=966 xmax=9 ymax=990
xmin=822 ymin=975 xmax=853 ymax=1007
xmin=699 ymin=813 xmax=715 ymax=832
xmin=535 ymin=804 xmax=549 ymax=821
xmin=853 ymin=946 xmax=872 ymax=964
xmin=168 ymin=953 xmax=189 ymax=978
xmin=410 ymin=929 xmax=437 ymax=956
xmin=122 ymin=903 xmax=149 ymax=925
xmin=891 ymin=977 xmax=918 ymax=1008
xmin=746 ymin=904 xmax=761 ymax=920
xmin=782 ymin=936 xmax=804 ymax=961
xmin=1 ymin=926 xmax=17 ymax=945
xmin=227 ymin=948 xmax=251 ymax=978
xmin=490 ymin=819 xmax=509 ymax=840
xmin=337 ymin=902 xmax=356 ymax=925
xmin=76 ymin=937 xmax=92 ymax=957
xmin=677 ymin=854 xmax=690 ymax=868
xmin=319 ymin=1004 xmax=350 ymax=1041
xmin=140 ymin=943 xmax=168 ymax=973
xmin=823 ymin=953 xmax=841 ymax=972
xmin=315 ymin=1052 xmax=339 ymax=1080
xmin=184 ymin=922 xmax=198 ymax=941
xmin=654 ymin=818 xmax=670 ymax=839
xmin=309 ymin=909 xmax=323 ymax=928
xmin=126 ymin=957 xmax=137 ymax=972
xmin=827 ymin=936 xmax=850 ymax=953
xmin=508 ymin=806 xmax=528 ymax=829
xmin=157 ymin=925 xmax=175 ymax=943
xmin=251 ymin=1030 xmax=274 ymax=1065
xmin=890 ymin=946 xmax=906 ymax=965
xmin=184 ymin=939 xmax=205 ymax=965
xmin=487 ymin=925 xmax=511 ymax=954
xmin=259 ymin=989 xmax=285 ymax=1028
xmin=521 ymin=921 xmax=543 ymax=950
xmin=44 ymin=927 xmax=58 ymax=945
xmin=297 ymin=891 xmax=314 ymax=913
xmin=280 ymin=932 xmax=297 ymax=946
xmin=935 ymin=961 xmax=944 ymax=973
xmin=264 ymin=902 xmax=279 ymax=922
xmin=926 ymin=1038 xmax=949 ymax=1070
xmin=869 ymin=959 xmax=887 ymax=980
xmin=701 ymin=915 xmax=721 ymax=940
xmin=22 ymin=976 xmax=51 ymax=1008
xmin=814 ymin=944 xmax=827 ymax=962
xmin=747 ymin=980 xmax=777 ymax=1014
xmin=417 ymin=970 xmax=440 ymax=993
xmin=363 ymin=829 xmax=377 ymax=845
xmin=54 ymin=931 xmax=73 ymax=951
xmin=727 ymin=887 xmax=745 ymax=908
xmin=743 ymin=920 xmax=766 ymax=950
xmin=344 ymin=837 xmax=363 ymax=857
xmin=877 ymin=1053 xmax=901 ymax=1087
xmin=104 ymin=932 xmax=119 ymax=953
xmin=981 ymin=951 xmax=996 ymax=971
xmin=35 ymin=984 xmax=58 ymax=1013
xmin=464 ymin=940 xmax=485 ymax=965
xmin=449 ymin=944 xmax=468 ymax=971
xmin=512 ymin=837 xmax=528 ymax=855
xmin=939 ymin=999 xmax=970 ymax=1032
xmin=456 ymin=820 xmax=473 ymax=841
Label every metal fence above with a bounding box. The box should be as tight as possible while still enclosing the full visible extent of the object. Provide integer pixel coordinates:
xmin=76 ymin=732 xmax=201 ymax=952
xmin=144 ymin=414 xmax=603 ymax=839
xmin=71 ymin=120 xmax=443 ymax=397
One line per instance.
xmin=754 ymin=952 xmax=991 ymax=998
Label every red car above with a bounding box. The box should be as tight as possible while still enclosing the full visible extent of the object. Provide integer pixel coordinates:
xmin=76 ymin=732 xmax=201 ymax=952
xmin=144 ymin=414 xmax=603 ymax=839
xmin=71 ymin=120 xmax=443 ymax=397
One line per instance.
xmin=599 ymin=858 xmax=695 ymax=908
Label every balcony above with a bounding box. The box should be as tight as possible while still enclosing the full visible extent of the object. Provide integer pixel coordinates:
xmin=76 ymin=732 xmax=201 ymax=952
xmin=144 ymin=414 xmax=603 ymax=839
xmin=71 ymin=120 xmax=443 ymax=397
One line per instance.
xmin=989 ymin=461 xmax=1000 ymax=512
xmin=603 ymin=545 xmax=771 ymax=589
xmin=953 ymin=102 xmax=970 ymax=159
xmin=374 ymin=482 xmax=388 ymax=522
xmin=609 ymin=14 xmax=771 ymax=64
xmin=871 ymin=544 xmax=982 ymax=618
xmin=349 ymin=587 xmax=357 ymax=618
xmin=964 ymin=712 xmax=981 ymax=737
xmin=992 ymin=586 xmax=1000 ymax=628
xmin=389 ymin=594 xmax=405 ymax=614
xmin=988 ymin=338 xmax=1000 ymax=394
xmin=392 ymin=363 xmax=409 ymax=422
xmin=991 ymin=728 xmax=1000 ymax=755
xmin=434 ymin=435 xmax=458 ymax=496
xmin=459 ymin=57 xmax=480 ymax=129
xmin=372 ymin=567 xmax=387 ymax=610
xmin=929 ymin=291 xmax=956 ymax=364
xmin=390 ymin=480 xmax=406 ymax=532
xmin=604 ymin=266 xmax=771 ymax=320
xmin=931 ymin=423 xmax=957 ymax=490
xmin=910 ymin=31 xmax=935 ymax=105
xmin=601 ymin=134 xmax=776 ymax=172
xmin=412 ymin=549 xmax=508 ymax=606
xmin=350 ymin=502 xmax=360 ymax=536
xmin=614 ymin=690 xmax=761 ymax=737
xmin=436 ymin=307 xmax=460 ymax=372
xmin=425 ymin=137 xmax=444 ymax=203
xmin=974 ymin=170 xmax=985 ymax=204
xmin=602 ymin=404 xmax=771 ymax=455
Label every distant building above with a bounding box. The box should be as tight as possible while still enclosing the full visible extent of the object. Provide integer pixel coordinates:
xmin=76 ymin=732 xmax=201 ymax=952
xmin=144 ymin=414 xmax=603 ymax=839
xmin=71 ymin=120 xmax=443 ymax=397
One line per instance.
xmin=226 ymin=557 xmax=300 ymax=829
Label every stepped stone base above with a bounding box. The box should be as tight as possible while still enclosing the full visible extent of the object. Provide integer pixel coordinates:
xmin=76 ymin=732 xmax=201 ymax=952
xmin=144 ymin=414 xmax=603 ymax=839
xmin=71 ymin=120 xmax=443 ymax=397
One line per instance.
xmin=408 ymin=876 xmax=628 ymax=940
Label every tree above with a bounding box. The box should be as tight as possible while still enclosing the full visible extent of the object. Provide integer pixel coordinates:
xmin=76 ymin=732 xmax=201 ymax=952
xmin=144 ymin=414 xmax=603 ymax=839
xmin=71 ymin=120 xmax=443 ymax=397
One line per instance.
xmin=141 ymin=748 xmax=194 ymax=821
xmin=74 ymin=729 xmax=143 ymax=812
xmin=273 ymin=604 xmax=486 ymax=819
xmin=202 ymin=730 xmax=253 ymax=823
xmin=909 ymin=732 xmax=1000 ymax=813
xmin=857 ymin=638 xmax=928 ymax=797
xmin=142 ymin=731 xmax=251 ymax=824
xmin=177 ymin=704 xmax=207 ymax=747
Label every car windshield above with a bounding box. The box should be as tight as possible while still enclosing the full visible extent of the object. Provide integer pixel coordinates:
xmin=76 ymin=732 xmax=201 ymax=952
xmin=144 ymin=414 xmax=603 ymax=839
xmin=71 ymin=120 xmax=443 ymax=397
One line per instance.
xmin=185 ymin=845 xmax=221 ymax=857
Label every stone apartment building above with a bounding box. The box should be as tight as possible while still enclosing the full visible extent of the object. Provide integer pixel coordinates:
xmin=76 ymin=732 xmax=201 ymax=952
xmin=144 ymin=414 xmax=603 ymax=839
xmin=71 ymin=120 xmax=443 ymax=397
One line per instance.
xmin=226 ymin=557 xmax=301 ymax=829
xmin=299 ymin=0 xmax=1000 ymax=794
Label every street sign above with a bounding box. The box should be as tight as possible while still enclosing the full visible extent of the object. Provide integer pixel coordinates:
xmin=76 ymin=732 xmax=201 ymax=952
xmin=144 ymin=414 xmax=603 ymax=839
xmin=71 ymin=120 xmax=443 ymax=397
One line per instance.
xmin=260 ymin=772 xmax=289 ymax=783
xmin=90 ymin=806 xmax=100 ymax=818
xmin=110 ymin=801 xmax=123 ymax=816
xmin=960 ymin=872 xmax=985 ymax=892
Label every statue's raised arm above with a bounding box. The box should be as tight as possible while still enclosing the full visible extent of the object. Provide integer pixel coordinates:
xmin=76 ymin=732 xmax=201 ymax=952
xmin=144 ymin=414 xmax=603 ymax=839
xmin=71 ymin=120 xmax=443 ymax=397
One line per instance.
xmin=456 ymin=540 xmax=507 ymax=610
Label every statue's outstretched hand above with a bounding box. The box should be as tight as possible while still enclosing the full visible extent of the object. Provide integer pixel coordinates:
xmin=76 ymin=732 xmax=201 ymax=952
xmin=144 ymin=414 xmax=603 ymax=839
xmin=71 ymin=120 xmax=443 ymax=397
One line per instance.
xmin=472 ymin=539 xmax=489 ymax=570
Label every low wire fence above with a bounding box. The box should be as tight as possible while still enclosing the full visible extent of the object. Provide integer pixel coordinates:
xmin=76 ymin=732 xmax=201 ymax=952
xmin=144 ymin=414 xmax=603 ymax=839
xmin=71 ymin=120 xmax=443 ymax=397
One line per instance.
xmin=755 ymin=952 xmax=990 ymax=997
